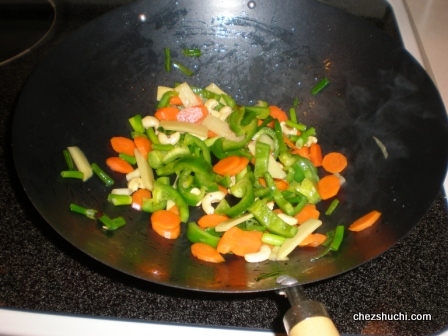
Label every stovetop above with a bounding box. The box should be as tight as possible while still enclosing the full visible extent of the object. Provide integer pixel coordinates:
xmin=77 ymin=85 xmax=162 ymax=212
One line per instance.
xmin=0 ymin=1 xmax=447 ymax=335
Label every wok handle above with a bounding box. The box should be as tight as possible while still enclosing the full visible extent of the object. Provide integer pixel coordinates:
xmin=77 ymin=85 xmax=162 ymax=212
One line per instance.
xmin=279 ymin=284 xmax=340 ymax=336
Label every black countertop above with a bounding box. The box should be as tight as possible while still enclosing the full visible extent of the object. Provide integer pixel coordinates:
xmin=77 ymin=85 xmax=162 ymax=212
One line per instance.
xmin=1 ymin=1 xmax=447 ymax=335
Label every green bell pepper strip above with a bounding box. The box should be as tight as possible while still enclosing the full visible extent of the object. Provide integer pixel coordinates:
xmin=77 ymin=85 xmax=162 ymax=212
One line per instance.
xmin=243 ymin=105 xmax=270 ymax=119
xmin=222 ymin=94 xmax=236 ymax=108
xmin=148 ymin=150 xmax=166 ymax=169
xmin=254 ymin=141 xmax=271 ymax=178
xmin=194 ymin=172 xmax=219 ymax=192
xmin=215 ymin=174 xmax=232 ymax=188
xmin=128 ymin=114 xmax=145 ymax=134
xmin=279 ymin=152 xmax=319 ymax=183
xmin=221 ymin=119 xmax=258 ymax=152
xmin=295 ymin=178 xmax=321 ymax=204
xmin=253 ymin=127 xmax=279 ymax=158
xmin=174 ymin=155 xmax=214 ymax=177
xmin=273 ymin=119 xmax=288 ymax=154
xmin=222 ymin=177 xmax=255 ymax=218
xmin=184 ymin=133 xmax=211 ymax=164
xmin=157 ymin=90 xmax=178 ymax=108
xmin=142 ymin=198 xmax=167 ymax=213
xmin=162 ymin=145 xmax=191 ymax=165
xmin=177 ymin=170 xmax=206 ymax=206
xmin=69 ymin=203 xmax=97 ymax=219
xmin=152 ymin=144 xmax=175 ymax=151
xmin=243 ymin=219 xmax=266 ymax=232
xmin=155 ymin=160 xmax=178 ymax=176
xmin=145 ymin=127 xmax=160 ymax=145
xmin=210 ymin=139 xmax=253 ymax=160
xmin=148 ymin=182 xmax=189 ymax=222
xmin=263 ymin=172 xmax=303 ymax=216
xmin=187 ymin=222 xmax=221 ymax=248
xmin=248 ymin=199 xmax=298 ymax=238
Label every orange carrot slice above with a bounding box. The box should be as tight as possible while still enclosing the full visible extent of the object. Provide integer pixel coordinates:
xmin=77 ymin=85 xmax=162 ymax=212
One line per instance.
xmin=154 ymin=106 xmax=180 ymax=121
xmin=283 ymin=135 xmax=297 ymax=150
xmin=134 ymin=136 xmax=151 ymax=159
xmin=213 ymin=156 xmax=248 ymax=176
xmin=309 ymin=143 xmax=323 ymax=167
xmin=151 ymin=209 xmax=181 ymax=239
xmin=198 ymin=214 xmax=230 ymax=228
xmin=322 ymin=152 xmax=347 ymax=173
xmin=292 ymin=146 xmax=310 ymax=160
xmin=191 ymin=243 xmax=225 ymax=263
xmin=295 ymin=204 xmax=320 ymax=224
xmin=131 ymin=189 xmax=151 ymax=211
xmin=348 ymin=210 xmax=382 ymax=232
xmin=106 ymin=157 xmax=134 ymax=174
xmin=110 ymin=137 xmax=136 ymax=156
xmin=216 ymin=226 xmax=262 ymax=256
xmin=299 ymin=233 xmax=327 ymax=247
xmin=258 ymin=177 xmax=289 ymax=191
xmin=317 ymin=174 xmax=341 ymax=200
xmin=268 ymin=105 xmax=288 ymax=122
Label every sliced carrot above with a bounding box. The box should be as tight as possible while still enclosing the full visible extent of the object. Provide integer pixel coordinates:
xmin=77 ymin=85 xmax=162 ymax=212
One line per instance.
xmin=348 ymin=210 xmax=382 ymax=232
xmin=191 ymin=242 xmax=225 ymax=263
xmin=167 ymin=204 xmax=180 ymax=215
xmin=226 ymin=156 xmax=249 ymax=176
xmin=322 ymin=152 xmax=347 ymax=173
xmin=258 ymin=177 xmax=289 ymax=191
xmin=295 ymin=204 xmax=320 ymax=224
xmin=154 ymin=106 xmax=180 ymax=121
xmin=283 ymin=135 xmax=297 ymax=150
xmin=207 ymin=130 xmax=218 ymax=138
xmin=198 ymin=214 xmax=230 ymax=228
xmin=268 ymin=105 xmax=288 ymax=122
xmin=110 ymin=136 xmax=136 ymax=156
xmin=169 ymin=95 xmax=183 ymax=105
xmin=176 ymin=106 xmax=208 ymax=124
xmin=218 ymin=184 xmax=229 ymax=195
xmin=213 ymin=156 xmax=248 ymax=176
xmin=131 ymin=189 xmax=151 ymax=211
xmin=106 ymin=157 xmax=134 ymax=174
xmin=292 ymin=146 xmax=310 ymax=160
xmin=309 ymin=143 xmax=323 ymax=167
xmin=299 ymin=233 xmax=327 ymax=247
xmin=216 ymin=226 xmax=263 ymax=256
xmin=317 ymin=174 xmax=341 ymax=200
xmin=151 ymin=209 xmax=181 ymax=230
xmin=152 ymin=222 xmax=181 ymax=239
xmin=134 ymin=136 xmax=151 ymax=159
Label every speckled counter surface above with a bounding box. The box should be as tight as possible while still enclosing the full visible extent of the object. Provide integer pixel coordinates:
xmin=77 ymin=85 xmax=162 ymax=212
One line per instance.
xmin=0 ymin=1 xmax=447 ymax=336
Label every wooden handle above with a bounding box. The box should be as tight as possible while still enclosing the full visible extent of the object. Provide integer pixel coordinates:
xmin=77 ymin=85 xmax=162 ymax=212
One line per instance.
xmin=288 ymin=316 xmax=339 ymax=336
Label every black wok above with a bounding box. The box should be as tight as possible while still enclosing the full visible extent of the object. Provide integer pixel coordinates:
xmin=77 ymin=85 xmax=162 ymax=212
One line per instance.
xmin=12 ymin=0 xmax=448 ymax=293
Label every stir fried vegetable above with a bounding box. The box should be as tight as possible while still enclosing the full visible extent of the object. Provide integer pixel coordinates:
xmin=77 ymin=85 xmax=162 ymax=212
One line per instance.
xmin=63 ymin=81 xmax=383 ymax=265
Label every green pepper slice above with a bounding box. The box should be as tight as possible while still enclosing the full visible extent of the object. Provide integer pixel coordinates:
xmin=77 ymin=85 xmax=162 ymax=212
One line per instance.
xmin=222 ymin=176 xmax=255 ymax=218
xmin=186 ymin=222 xmax=221 ymax=248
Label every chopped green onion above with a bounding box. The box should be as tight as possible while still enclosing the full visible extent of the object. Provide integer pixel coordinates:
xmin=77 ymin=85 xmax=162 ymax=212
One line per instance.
xmin=69 ymin=203 xmax=97 ymax=219
xmin=157 ymin=90 xmax=178 ymax=109
xmin=311 ymin=77 xmax=330 ymax=95
xmin=63 ymin=149 xmax=75 ymax=170
xmin=330 ymin=225 xmax=344 ymax=251
xmin=60 ymin=170 xmax=84 ymax=179
xmin=107 ymin=194 xmax=132 ymax=206
xmin=99 ymin=214 xmax=126 ymax=230
xmin=91 ymin=163 xmax=114 ymax=186
xmin=182 ymin=48 xmax=202 ymax=57
xmin=152 ymin=143 xmax=175 ymax=151
xmin=172 ymin=61 xmax=194 ymax=76
xmin=146 ymin=127 xmax=160 ymax=145
xmin=255 ymin=271 xmax=280 ymax=282
xmin=262 ymin=232 xmax=286 ymax=246
xmin=289 ymin=107 xmax=297 ymax=124
xmin=164 ymin=47 xmax=171 ymax=72
xmin=325 ymin=199 xmax=340 ymax=215
xmin=285 ymin=120 xmax=307 ymax=131
xmin=118 ymin=153 xmax=137 ymax=165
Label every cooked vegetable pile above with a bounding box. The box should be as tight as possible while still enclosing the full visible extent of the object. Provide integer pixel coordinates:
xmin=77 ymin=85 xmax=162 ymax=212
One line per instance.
xmin=61 ymin=82 xmax=381 ymax=264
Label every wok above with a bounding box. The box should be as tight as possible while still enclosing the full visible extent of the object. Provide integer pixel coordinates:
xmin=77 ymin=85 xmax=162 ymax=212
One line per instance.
xmin=11 ymin=0 xmax=448 ymax=294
